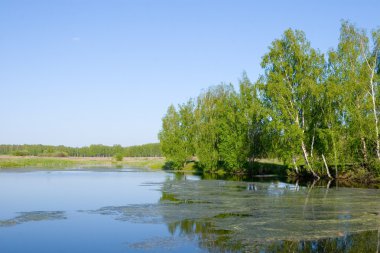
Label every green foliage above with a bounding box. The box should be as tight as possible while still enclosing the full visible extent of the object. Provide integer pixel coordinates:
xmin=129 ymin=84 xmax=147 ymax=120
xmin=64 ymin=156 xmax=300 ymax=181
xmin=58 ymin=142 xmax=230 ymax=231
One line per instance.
xmin=159 ymin=80 xmax=266 ymax=172
xmin=39 ymin=151 xmax=69 ymax=157
xmin=194 ymin=84 xmax=234 ymax=171
xmin=159 ymin=102 xmax=195 ymax=169
xmin=114 ymin=153 xmax=124 ymax=161
xmin=0 ymin=143 xmax=162 ymax=158
xmin=11 ymin=150 xmax=29 ymax=156
xmin=258 ymin=28 xmax=325 ymax=176
xmin=159 ymin=21 xmax=380 ymax=178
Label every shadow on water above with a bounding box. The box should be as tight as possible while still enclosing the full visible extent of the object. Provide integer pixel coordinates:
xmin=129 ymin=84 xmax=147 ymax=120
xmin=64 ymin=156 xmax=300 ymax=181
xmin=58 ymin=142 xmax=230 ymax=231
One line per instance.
xmin=174 ymin=169 xmax=380 ymax=190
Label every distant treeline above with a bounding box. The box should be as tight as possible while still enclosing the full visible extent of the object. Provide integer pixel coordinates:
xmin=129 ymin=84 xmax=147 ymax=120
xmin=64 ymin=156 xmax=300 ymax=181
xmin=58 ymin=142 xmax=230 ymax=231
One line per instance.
xmin=159 ymin=21 xmax=380 ymax=179
xmin=0 ymin=143 xmax=162 ymax=157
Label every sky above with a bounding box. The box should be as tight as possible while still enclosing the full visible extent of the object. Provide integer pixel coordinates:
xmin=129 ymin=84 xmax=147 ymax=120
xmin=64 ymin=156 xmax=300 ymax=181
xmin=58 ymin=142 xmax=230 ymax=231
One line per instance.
xmin=1 ymin=0 xmax=379 ymax=147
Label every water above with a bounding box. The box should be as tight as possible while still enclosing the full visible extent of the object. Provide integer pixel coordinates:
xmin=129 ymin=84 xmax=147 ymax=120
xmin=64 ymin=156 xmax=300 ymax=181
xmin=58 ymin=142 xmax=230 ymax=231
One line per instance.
xmin=0 ymin=168 xmax=379 ymax=252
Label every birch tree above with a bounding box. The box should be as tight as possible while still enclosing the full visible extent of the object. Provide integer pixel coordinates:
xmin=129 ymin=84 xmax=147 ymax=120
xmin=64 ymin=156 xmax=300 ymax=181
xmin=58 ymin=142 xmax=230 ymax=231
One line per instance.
xmin=259 ymin=29 xmax=324 ymax=178
xmin=359 ymin=27 xmax=380 ymax=160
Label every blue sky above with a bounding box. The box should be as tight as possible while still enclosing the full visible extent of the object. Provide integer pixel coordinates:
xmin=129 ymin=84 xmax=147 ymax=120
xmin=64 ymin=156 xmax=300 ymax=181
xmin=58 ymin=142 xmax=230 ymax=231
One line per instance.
xmin=1 ymin=0 xmax=379 ymax=147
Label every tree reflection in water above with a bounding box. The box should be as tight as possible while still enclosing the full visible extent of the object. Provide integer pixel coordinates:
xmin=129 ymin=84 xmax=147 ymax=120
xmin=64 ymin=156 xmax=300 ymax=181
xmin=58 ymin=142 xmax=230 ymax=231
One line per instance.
xmin=164 ymin=217 xmax=379 ymax=252
xmin=90 ymin=177 xmax=380 ymax=252
xmin=159 ymin=178 xmax=380 ymax=252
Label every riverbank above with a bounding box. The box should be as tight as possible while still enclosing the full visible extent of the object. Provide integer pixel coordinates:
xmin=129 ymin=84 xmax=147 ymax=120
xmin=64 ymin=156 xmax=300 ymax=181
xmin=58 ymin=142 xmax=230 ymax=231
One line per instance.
xmin=0 ymin=155 xmax=166 ymax=169
xmin=2 ymin=155 xmax=379 ymax=188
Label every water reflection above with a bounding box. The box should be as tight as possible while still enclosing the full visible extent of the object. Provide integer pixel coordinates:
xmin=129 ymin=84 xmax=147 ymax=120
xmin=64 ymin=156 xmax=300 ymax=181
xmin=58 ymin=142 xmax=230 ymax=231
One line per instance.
xmin=163 ymin=218 xmax=380 ymax=252
xmin=90 ymin=176 xmax=380 ymax=252
xmin=6 ymin=170 xmax=374 ymax=252
xmin=158 ymin=178 xmax=380 ymax=252
xmin=262 ymin=230 xmax=379 ymax=253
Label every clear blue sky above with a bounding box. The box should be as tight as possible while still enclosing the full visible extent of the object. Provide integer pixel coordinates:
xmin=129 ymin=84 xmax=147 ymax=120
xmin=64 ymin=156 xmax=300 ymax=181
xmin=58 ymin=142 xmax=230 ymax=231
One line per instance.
xmin=1 ymin=0 xmax=379 ymax=147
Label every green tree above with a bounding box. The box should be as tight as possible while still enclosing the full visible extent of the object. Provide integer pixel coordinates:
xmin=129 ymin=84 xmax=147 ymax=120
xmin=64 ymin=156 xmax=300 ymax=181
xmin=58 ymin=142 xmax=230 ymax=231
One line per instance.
xmin=194 ymin=85 xmax=234 ymax=171
xmin=158 ymin=103 xmax=195 ymax=169
xmin=258 ymin=29 xmax=325 ymax=178
xmin=327 ymin=22 xmax=374 ymax=167
xmin=216 ymin=84 xmax=247 ymax=171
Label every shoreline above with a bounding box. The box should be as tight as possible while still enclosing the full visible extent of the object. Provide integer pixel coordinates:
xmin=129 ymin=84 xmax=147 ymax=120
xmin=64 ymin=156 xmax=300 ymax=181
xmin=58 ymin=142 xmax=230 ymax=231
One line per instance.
xmin=1 ymin=155 xmax=379 ymax=188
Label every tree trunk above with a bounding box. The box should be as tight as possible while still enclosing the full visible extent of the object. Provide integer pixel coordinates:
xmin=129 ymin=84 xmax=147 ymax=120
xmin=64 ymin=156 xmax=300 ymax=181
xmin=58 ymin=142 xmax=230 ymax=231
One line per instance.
xmin=296 ymin=111 xmax=319 ymax=179
xmin=332 ymin=137 xmax=338 ymax=178
xmin=361 ymin=137 xmax=368 ymax=165
xmin=292 ymin=156 xmax=299 ymax=174
xmin=322 ymin=154 xmax=333 ymax=179
xmin=301 ymin=141 xmax=319 ymax=179
xmin=369 ymin=68 xmax=380 ymax=160
xmin=361 ymin=40 xmax=380 ymax=161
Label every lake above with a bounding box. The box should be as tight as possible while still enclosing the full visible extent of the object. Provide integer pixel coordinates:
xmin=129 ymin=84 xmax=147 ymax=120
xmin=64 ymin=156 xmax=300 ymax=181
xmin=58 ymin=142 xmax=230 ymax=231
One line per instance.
xmin=0 ymin=168 xmax=379 ymax=252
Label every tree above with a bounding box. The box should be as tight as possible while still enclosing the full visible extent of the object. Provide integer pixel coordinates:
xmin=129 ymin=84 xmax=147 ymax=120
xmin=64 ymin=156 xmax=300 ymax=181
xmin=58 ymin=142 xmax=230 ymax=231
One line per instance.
xmin=237 ymin=73 xmax=267 ymax=168
xmin=258 ymin=29 xmax=325 ymax=178
xmin=194 ymin=85 xmax=234 ymax=171
xmin=158 ymin=102 xmax=195 ymax=169
xmin=326 ymin=22 xmax=379 ymax=168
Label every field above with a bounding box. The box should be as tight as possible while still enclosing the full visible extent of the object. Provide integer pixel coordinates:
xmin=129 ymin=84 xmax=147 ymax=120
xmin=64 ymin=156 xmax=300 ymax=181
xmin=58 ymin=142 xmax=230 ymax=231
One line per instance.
xmin=0 ymin=156 xmax=166 ymax=170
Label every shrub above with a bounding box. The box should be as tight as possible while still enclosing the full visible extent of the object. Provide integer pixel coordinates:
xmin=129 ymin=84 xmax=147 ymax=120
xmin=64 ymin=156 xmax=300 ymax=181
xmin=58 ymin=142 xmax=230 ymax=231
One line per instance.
xmin=114 ymin=153 xmax=124 ymax=162
xmin=11 ymin=150 xmax=29 ymax=156
xmin=38 ymin=151 xmax=68 ymax=157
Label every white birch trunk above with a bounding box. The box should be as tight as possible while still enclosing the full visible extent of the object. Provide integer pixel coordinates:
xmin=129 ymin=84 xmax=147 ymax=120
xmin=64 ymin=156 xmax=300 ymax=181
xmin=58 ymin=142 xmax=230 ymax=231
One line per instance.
xmin=301 ymin=141 xmax=319 ymax=179
xmin=369 ymin=68 xmax=380 ymax=160
xmin=361 ymin=39 xmax=380 ymax=160
xmin=322 ymin=153 xmax=333 ymax=179
xmin=361 ymin=137 xmax=368 ymax=164
xmin=292 ymin=156 xmax=299 ymax=174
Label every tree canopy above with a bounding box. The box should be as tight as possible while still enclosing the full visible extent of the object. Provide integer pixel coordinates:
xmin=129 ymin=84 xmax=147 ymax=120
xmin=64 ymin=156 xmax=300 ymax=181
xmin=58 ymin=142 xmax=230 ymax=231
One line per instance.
xmin=159 ymin=21 xmax=380 ymax=178
xmin=0 ymin=143 xmax=162 ymax=158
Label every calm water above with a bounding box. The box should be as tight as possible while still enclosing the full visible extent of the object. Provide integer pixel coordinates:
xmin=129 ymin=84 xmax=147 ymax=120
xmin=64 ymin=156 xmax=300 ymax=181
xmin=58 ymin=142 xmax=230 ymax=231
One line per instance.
xmin=0 ymin=168 xmax=379 ymax=253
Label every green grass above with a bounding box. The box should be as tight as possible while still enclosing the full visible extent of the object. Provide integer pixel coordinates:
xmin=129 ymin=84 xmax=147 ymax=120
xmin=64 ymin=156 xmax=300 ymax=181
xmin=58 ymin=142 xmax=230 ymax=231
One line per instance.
xmin=0 ymin=156 xmax=166 ymax=170
xmin=255 ymin=158 xmax=283 ymax=165
xmin=182 ymin=162 xmax=196 ymax=171
xmin=0 ymin=158 xmax=79 ymax=168
xmin=121 ymin=159 xmax=166 ymax=170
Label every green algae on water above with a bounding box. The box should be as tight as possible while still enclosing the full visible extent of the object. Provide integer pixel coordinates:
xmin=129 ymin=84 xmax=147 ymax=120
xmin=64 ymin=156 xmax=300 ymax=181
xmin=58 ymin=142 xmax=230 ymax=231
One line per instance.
xmin=0 ymin=211 xmax=66 ymax=227
xmin=89 ymin=179 xmax=380 ymax=252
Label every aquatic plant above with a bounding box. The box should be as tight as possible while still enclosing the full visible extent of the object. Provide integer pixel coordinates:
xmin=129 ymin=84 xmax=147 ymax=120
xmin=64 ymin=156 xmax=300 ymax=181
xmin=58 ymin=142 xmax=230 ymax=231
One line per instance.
xmin=89 ymin=179 xmax=380 ymax=252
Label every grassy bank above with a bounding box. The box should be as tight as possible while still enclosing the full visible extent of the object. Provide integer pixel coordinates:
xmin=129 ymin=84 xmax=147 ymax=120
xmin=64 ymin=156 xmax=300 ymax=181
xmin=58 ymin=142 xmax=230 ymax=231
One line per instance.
xmin=0 ymin=156 xmax=166 ymax=169
xmin=1 ymin=155 xmax=379 ymax=188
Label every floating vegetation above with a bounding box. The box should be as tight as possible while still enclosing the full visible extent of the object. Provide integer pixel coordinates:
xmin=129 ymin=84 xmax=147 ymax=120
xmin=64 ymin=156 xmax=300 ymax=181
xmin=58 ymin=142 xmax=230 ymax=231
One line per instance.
xmin=263 ymin=230 xmax=380 ymax=253
xmin=0 ymin=211 xmax=66 ymax=227
xmin=88 ymin=179 xmax=380 ymax=252
xmin=89 ymin=204 xmax=163 ymax=224
xmin=127 ymin=236 xmax=192 ymax=250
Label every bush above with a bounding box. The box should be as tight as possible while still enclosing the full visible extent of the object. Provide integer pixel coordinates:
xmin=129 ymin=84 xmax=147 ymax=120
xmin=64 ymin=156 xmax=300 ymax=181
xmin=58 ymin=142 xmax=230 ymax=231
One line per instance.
xmin=38 ymin=151 xmax=68 ymax=157
xmin=53 ymin=152 xmax=69 ymax=157
xmin=369 ymin=159 xmax=380 ymax=177
xmin=114 ymin=153 xmax=124 ymax=161
xmin=11 ymin=150 xmax=29 ymax=156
